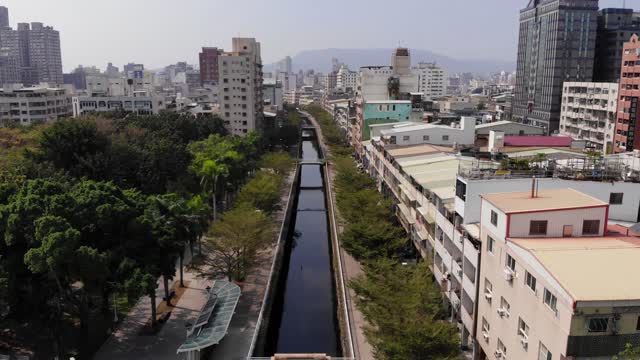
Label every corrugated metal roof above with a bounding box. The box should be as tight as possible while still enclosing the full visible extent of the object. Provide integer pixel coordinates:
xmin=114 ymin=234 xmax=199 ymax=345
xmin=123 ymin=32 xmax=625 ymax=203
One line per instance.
xmin=504 ymin=136 xmax=573 ymax=147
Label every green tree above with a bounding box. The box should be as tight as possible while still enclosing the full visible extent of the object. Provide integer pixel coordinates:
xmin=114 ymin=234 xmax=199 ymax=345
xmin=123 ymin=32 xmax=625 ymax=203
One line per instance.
xmin=342 ymin=220 xmax=406 ymax=261
xmin=260 ymin=152 xmax=295 ymax=175
xmin=125 ymin=268 xmax=159 ymax=329
xmin=350 ymin=260 xmax=461 ymax=360
xmin=199 ymin=205 xmax=273 ymax=281
xmin=615 ymin=344 xmax=640 ymax=359
xmin=237 ymin=171 xmax=283 ymax=213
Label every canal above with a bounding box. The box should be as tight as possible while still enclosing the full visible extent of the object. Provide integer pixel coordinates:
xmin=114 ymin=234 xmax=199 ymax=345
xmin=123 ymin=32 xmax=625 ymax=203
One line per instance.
xmin=263 ymin=126 xmax=341 ymax=356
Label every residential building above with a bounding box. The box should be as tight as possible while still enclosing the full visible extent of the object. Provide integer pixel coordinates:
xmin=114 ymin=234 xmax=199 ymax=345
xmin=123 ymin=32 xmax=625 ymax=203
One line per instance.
xmin=476 ymin=187 xmax=640 ymax=359
xmin=513 ymin=0 xmax=598 ymax=133
xmin=559 ymin=82 xmax=618 ymax=154
xmin=105 ymin=62 xmax=119 ymax=77
xmin=324 ymin=71 xmax=337 ymax=93
xmin=414 ymin=62 xmax=447 ymax=100
xmin=72 ymin=91 xmax=166 ymax=117
xmin=614 ymin=34 xmax=640 ymax=152
xmin=363 ymin=137 xmax=640 ymax=359
xmin=16 ymin=22 xmax=63 ymax=86
xmin=0 ymin=84 xmax=71 ymax=125
xmin=594 ymin=8 xmax=640 ymax=83
xmin=353 ymin=47 xmax=419 ymax=156
xmin=199 ymin=47 xmax=223 ymax=85
xmin=336 ymin=64 xmax=357 ymax=92
xmin=439 ymin=96 xmax=476 ymax=115
xmin=278 ymin=56 xmax=292 ymax=74
xmin=218 ymin=37 xmax=264 ymax=136
xmin=370 ymin=117 xmax=476 ymax=147
xmin=262 ymin=78 xmax=283 ymax=110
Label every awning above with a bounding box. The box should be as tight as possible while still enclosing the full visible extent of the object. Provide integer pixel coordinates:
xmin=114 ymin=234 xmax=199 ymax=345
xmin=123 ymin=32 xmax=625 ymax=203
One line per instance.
xmin=177 ymin=280 xmax=241 ymax=354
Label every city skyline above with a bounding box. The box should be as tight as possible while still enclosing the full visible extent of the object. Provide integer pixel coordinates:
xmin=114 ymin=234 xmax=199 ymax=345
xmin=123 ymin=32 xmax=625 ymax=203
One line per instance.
xmin=1 ymin=0 xmax=634 ymax=72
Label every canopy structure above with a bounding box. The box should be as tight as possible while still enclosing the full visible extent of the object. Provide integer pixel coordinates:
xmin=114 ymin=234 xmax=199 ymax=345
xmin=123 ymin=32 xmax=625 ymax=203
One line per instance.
xmin=177 ymin=280 xmax=241 ymax=354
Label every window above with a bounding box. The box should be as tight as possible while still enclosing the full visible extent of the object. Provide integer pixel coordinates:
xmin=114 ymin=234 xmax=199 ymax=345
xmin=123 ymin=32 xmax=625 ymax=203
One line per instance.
xmin=518 ymin=318 xmax=530 ymax=338
xmin=525 ymin=271 xmax=537 ymax=292
xmin=587 ymin=317 xmax=609 ymax=333
xmin=403 ymin=136 xmax=410 ymax=141
xmin=500 ymin=296 xmax=510 ymax=315
xmin=543 ymin=288 xmax=557 ymax=312
xmin=482 ymin=317 xmax=490 ymax=333
xmin=484 ymin=278 xmax=493 ymax=299
xmin=529 ymin=220 xmax=548 ymax=235
xmin=582 ymin=220 xmax=600 ymax=235
xmin=442 ymin=135 xmax=449 ymax=141
xmin=610 ymin=192 xmax=624 ymax=204
xmin=491 ymin=210 xmax=498 ymax=226
xmin=637 ymin=316 xmax=640 ymax=331
xmin=423 ymin=135 xmax=430 ymax=141
xmin=538 ymin=343 xmax=552 ymax=360
xmin=497 ymin=338 xmax=507 ymax=356
xmin=487 ymin=236 xmax=495 ymax=254
xmin=506 ymin=254 xmax=516 ymax=271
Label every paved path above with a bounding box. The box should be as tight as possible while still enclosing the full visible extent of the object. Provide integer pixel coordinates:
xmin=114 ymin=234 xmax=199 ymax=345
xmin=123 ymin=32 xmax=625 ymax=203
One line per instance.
xmin=301 ymin=110 xmax=375 ymax=360
xmin=94 ymin=249 xmax=210 ymax=360
xmin=94 ymin=173 xmax=295 ymax=360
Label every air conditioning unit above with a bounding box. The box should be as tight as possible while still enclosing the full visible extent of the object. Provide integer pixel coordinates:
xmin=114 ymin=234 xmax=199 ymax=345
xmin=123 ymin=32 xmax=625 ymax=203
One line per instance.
xmin=520 ymin=336 xmax=529 ymax=348
xmin=497 ymin=308 xmax=508 ymax=317
xmin=444 ymin=272 xmax=451 ymax=279
xmin=495 ymin=350 xmax=504 ymax=359
xmin=482 ymin=331 xmax=490 ymax=342
xmin=484 ymin=292 xmax=493 ymax=301
xmin=504 ymin=268 xmax=514 ymax=282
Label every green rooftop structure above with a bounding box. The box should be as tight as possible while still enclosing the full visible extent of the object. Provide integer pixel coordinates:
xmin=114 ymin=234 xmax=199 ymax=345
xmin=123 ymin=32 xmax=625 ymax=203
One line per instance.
xmin=177 ymin=280 xmax=241 ymax=360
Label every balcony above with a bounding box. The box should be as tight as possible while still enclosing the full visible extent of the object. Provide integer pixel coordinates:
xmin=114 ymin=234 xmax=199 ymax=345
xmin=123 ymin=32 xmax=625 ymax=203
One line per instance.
xmin=436 ymin=211 xmax=454 ymax=238
xmin=566 ymin=334 xmax=640 ymax=357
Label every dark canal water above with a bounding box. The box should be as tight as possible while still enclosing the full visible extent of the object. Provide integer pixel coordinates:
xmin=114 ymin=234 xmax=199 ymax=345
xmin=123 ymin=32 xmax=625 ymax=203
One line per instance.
xmin=264 ymin=129 xmax=341 ymax=356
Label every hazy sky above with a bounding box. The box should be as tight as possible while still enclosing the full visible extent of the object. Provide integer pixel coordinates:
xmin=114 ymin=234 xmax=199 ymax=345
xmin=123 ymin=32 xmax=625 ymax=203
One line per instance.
xmin=2 ymin=0 xmax=636 ymax=71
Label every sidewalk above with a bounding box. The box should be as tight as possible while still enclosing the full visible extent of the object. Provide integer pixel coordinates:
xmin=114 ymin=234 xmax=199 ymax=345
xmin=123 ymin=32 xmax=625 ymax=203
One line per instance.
xmin=93 ymin=172 xmax=295 ymax=360
xmin=93 ymin=250 xmax=210 ymax=360
xmin=301 ymin=111 xmax=375 ymax=360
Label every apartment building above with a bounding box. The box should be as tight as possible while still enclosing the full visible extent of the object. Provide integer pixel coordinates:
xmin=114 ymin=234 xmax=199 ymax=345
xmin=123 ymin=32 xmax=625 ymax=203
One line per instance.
xmin=0 ymin=84 xmax=71 ymax=125
xmin=559 ymin=82 xmax=618 ymax=154
xmin=476 ymin=187 xmax=640 ymax=359
xmin=218 ymin=38 xmax=264 ymax=136
xmin=72 ymin=92 xmax=166 ymax=117
xmin=414 ymin=62 xmax=447 ymax=100
xmin=199 ymin=47 xmax=223 ymax=86
xmin=336 ymin=64 xmax=357 ymax=92
xmin=353 ymin=48 xmax=419 ymax=157
xmin=614 ymin=34 xmax=640 ymax=153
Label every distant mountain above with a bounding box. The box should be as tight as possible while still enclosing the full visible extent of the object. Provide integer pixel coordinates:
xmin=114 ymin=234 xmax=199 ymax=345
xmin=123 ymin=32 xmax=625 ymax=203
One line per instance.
xmin=266 ymin=48 xmax=515 ymax=75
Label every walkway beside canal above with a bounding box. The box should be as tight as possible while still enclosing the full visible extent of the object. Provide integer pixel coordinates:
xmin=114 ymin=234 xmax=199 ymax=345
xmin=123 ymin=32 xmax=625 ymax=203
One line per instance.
xmin=300 ymin=111 xmax=375 ymax=360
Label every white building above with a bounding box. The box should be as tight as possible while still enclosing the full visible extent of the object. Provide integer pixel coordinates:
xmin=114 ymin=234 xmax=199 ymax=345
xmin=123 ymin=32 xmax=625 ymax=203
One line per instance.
xmin=414 ymin=62 xmax=447 ymax=100
xmin=262 ymin=79 xmax=283 ymax=110
xmin=559 ymin=82 xmax=618 ymax=154
xmin=219 ymin=38 xmax=264 ymax=136
xmin=336 ymin=64 xmax=357 ymax=92
xmin=0 ymin=84 xmax=71 ymax=125
xmin=370 ymin=117 xmax=476 ymax=147
xmin=72 ymin=91 xmax=166 ymax=117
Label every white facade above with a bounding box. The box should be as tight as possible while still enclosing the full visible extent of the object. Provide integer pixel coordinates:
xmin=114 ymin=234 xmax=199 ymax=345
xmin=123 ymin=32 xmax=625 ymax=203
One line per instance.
xmin=262 ymin=80 xmax=283 ymax=110
xmin=336 ymin=64 xmax=357 ymax=92
xmin=414 ymin=62 xmax=447 ymax=100
xmin=219 ymin=38 xmax=264 ymax=136
xmin=0 ymin=84 xmax=71 ymax=125
xmin=475 ymin=120 xmax=546 ymax=138
xmin=72 ymin=93 xmax=166 ymax=117
xmin=372 ymin=117 xmax=476 ymax=147
xmin=559 ymin=82 xmax=618 ymax=154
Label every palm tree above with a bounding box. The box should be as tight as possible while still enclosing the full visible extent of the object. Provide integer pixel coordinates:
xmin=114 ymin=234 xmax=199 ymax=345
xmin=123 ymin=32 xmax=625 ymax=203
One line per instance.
xmin=199 ymin=159 xmax=229 ymax=222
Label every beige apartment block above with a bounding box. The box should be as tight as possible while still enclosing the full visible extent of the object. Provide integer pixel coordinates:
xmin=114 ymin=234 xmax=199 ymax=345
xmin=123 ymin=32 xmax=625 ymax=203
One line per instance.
xmin=476 ymin=187 xmax=640 ymax=360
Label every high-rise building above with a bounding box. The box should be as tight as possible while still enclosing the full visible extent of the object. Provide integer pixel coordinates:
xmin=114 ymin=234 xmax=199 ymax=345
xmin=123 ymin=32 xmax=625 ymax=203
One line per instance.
xmin=199 ymin=47 xmax=223 ymax=86
xmin=16 ymin=22 xmax=63 ymax=86
xmin=279 ymin=56 xmax=292 ymax=74
xmin=0 ymin=7 xmax=9 ymax=29
xmin=105 ymin=62 xmax=119 ymax=77
xmin=414 ymin=62 xmax=447 ymax=100
xmin=336 ymin=64 xmax=357 ymax=92
xmin=614 ymin=34 xmax=640 ymax=153
xmin=219 ymin=38 xmax=264 ymax=136
xmin=594 ymin=8 xmax=640 ymax=82
xmin=513 ymin=0 xmax=598 ymax=133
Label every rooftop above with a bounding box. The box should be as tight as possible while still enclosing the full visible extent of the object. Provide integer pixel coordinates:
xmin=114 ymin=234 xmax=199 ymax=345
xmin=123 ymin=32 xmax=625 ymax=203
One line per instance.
xmin=366 ymin=100 xmax=411 ymax=105
xmin=385 ymin=144 xmax=454 ymax=158
xmin=510 ymin=236 xmax=640 ymax=302
xmin=481 ymin=188 xmax=607 ymax=214
xmin=475 ymin=120 xmax=543 ymax=130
